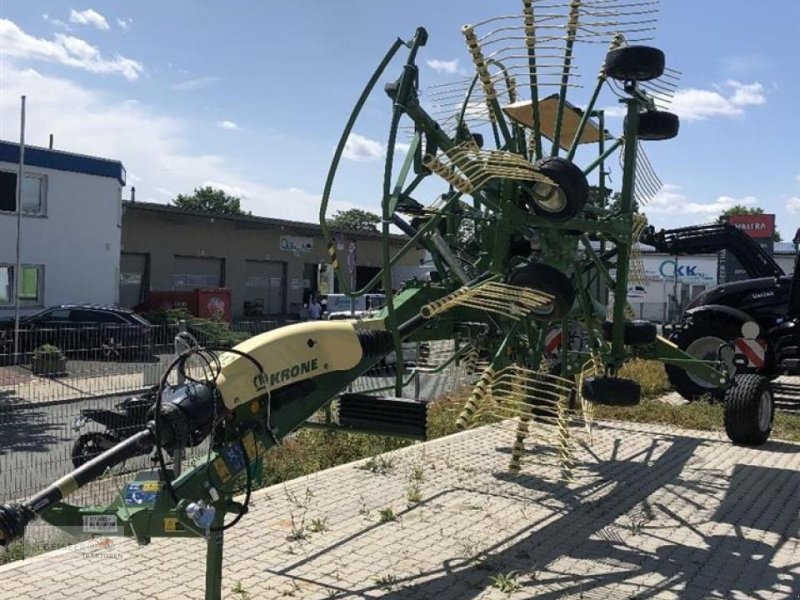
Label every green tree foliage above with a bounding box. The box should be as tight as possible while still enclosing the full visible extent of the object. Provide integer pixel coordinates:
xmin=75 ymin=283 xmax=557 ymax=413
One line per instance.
xmin=328 ymin=208 xmax=381 ymax=232
xmin=588 ymin=185 xmax=637 ymax=214
xmin=173 ymin=186 xmax=247 ymax=215
xmin=719 ymin=205 xmax=781 ymax=242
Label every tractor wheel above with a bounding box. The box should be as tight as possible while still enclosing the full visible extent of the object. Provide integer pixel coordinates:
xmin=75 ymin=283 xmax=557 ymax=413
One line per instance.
xmin=71 ymin=432 xmax=118 ymax=468
xmin=525 ymin=157 xmax=589 ymax=221
xmin=601 ymin=320 xmax=657 ymax=345
xmin=582 ymin=377 xmax=641 ymax=406
xmin=665 ymin=317 xmax=741 ymax=402
xmin=604 ymin=46 xmax=665 ymax=82
xmin=628 ymin=111 xmax=680 ymax=141
xmin=509 ymin=263 xmax=575 ymax=322
xmin=724 ymin=374 xmax=773 ymax=445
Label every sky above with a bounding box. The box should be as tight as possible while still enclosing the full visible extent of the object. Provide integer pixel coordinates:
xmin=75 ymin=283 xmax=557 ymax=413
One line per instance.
xmin=0 ymin=1 xmax=798 ymax=238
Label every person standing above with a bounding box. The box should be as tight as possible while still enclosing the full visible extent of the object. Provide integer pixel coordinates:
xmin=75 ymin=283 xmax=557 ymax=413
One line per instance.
xmin=308 ymin=296 xmax=322 ymax=320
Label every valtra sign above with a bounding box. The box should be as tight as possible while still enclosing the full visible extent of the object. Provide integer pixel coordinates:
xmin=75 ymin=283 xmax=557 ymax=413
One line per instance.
xmin=726 ymin=214 xmax=775 ymax=239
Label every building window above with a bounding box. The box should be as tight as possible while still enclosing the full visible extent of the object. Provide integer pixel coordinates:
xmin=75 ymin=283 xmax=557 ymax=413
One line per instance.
xmin=0 ymin=171 xmax=47 ymax=215
xmin=0 ymin=265 xmax=44 ymax=306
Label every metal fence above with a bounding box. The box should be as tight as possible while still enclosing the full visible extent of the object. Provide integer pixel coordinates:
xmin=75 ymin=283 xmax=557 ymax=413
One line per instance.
xmin=0 ymin=327 xmax=471 ymax=549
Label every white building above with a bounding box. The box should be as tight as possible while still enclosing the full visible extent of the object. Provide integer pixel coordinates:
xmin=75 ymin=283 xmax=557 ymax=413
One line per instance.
xmin=631 ymin=243 xmax=797 ymax=322
xmin=0 ymin=141 xmax=125 ymax=316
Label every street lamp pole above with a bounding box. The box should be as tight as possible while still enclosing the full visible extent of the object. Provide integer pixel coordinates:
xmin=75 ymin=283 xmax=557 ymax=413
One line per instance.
xmin=13 ymin=96 xmax=27 ymax=366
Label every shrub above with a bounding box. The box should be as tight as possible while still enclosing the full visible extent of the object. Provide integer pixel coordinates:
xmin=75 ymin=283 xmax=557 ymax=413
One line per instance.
xmin=33 ymin=344 xmax=62 ymax=358
xmin=142 ymin=308 xmax=251 ymax=348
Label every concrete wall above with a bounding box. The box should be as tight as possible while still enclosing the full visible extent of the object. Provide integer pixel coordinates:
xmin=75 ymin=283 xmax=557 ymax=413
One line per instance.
xmin=121 ymin=205 xmax=425 ymax=318
xmin=0 ymin=161 xmax=122 ymax=316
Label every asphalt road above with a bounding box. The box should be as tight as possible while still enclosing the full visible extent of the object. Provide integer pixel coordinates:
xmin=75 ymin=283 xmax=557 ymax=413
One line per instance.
xmin=0 ymin=393 xmax=156 ymax=503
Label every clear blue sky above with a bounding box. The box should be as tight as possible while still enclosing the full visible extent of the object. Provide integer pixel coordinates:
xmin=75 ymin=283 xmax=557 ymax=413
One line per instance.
xmin=1 ymin=1 xmax=798 ymax=237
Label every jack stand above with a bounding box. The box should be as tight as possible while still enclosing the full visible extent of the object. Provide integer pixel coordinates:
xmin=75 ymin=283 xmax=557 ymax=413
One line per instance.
xmin=205 ymin=511 xmax=225 ymax=600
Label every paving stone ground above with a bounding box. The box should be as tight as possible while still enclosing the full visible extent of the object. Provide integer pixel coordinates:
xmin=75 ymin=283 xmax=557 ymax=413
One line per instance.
xmin=1 ymin=420 xmax=799 ymax=600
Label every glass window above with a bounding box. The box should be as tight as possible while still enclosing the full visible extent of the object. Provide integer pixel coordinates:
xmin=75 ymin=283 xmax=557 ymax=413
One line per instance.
xmin=0 ymin=171 xmax=46 ymax=215
xmin=0 ymin=265 xmax=44 ymax=305
xmin=0 ymin=267 xmax=10 ymax=303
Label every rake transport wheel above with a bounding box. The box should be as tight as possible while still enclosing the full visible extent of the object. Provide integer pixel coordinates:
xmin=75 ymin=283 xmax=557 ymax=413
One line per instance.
xmin=525 ymin=157 xmax=589 ymax=221
xmin=582 ymin=376 xmax=642 ymax=407
xmin=666 ymin=316 xmax=740 ymax=402
xmin=630 ymin=110 xmax=680 ymax=141
xmin=724 ymin=374 xmax=774 ymax=445
xmin=604 ymin=46 xmax=665 ymax=82
xmin=601 ymin=320 xmax=657 ymax=346
xmin=510 ymin=263 xmax=575 ymax=322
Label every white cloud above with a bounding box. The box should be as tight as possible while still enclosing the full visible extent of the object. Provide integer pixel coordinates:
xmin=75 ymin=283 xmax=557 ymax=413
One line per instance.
xmin=395 ymin=142 xmax=411 ymax=154
xmin=603 ymin=81 xmax=766 ymax=122
xmin=115 ymin=17 xmax=133 ymax=31
xmin=69 ymin=8 xmax=110 ymax=31
xmin=343 ymin=133 xmax=384 ymax=162
xmin=600 ymin=105 xmax=627 ymax=118
xmin=647 ymin=184 xmax=758 ymax=220
xmin=42 ymin=13 xmax=71 ymax=30
xmin=670 ymin=80 xmax=766 ymax=121
xmin=0 ymin=64 xmax=350 ymax=223
xmin=0 ymin=19 xmax=143 ymax=80
xmin=171 ymin=76 xmax=220 ymax=91
xmin=217 ymin=120 xmax=240 ymax=130
xmin=787 ymin=197 xmax=800 ymax=214
xmin=426 ymin=59 xmax=462 ymax=75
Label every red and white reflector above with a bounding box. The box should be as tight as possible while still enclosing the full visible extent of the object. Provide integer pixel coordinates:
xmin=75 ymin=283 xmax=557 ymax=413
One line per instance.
xmin=734 ymin=337 xmax=766 ymax=369
xmin=545 ymin=328 xmax=562 ymax=354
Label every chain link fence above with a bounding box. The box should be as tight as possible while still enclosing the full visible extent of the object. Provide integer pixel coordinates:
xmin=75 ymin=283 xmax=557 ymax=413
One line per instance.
xmin=0 ymin=326 xmax=472 ymax=553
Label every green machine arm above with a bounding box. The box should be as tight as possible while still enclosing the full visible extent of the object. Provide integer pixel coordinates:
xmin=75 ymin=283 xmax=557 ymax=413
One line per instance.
xmin=0 ymin=284 xmax=475 ymax=600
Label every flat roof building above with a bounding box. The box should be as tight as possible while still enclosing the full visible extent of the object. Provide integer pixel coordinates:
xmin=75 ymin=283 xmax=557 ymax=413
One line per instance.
xmin=120 ymin=201 xmax=426 ymax=319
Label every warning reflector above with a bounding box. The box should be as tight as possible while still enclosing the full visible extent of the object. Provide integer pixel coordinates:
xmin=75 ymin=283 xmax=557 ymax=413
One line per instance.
xmin=734 ymin=338 xmax=766 ymax=369
xmin=545 ymin=328 xmax=562 ymax=354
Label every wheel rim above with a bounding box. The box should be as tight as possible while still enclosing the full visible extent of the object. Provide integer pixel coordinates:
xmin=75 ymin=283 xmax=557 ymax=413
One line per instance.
xmin=685 ymin=335 xmax=733 ymax=388
xmin=758 ymin=391 xmax=772 ymax=432
xmin=531 ymin=183 xmax=567 ymax=213
xmin=532 ymin=301 xmax=555 ymax=316
xmin=102 ymin=337 xmax=122 ymax=358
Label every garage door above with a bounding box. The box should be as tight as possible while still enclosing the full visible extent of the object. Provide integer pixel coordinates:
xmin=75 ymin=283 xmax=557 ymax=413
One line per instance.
xmin=172 ymin=256 xmax=224 ymax=289
xmin=119 ymin=252 xmax=148 ymax=308
xmin=244 ymin=260 xmax=285 ymax=315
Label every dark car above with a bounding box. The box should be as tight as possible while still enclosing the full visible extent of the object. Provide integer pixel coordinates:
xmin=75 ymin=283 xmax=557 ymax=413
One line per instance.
xmin=0 ymin=305 xmax=154 ymax=363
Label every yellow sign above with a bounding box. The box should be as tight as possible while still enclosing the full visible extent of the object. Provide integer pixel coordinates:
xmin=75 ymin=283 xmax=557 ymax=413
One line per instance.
xmin=213 ymin=458 xmax=231 ymax=483
xmin=142 ymin=482 xmax=160 ymax=492
xmin=163 ymin=518 xmax=184 ymax=533
xmin=242 ymin=431 xmax=257 ymax=461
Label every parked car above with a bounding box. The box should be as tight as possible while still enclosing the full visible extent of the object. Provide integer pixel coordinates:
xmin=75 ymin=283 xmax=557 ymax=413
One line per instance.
xmin=0 ymin=305 xmax=154 ymax=364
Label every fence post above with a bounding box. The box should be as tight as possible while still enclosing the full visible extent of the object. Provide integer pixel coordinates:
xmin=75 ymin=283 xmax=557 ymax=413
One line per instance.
xmin=171 ymin=319 xmax=193 ymax=476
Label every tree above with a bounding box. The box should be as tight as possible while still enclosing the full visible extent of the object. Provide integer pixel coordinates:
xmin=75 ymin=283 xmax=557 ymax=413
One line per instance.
xmin=587 ymin=185 xmax=636 ymax=214
xmin=719 ymin=205 xmax=781 ymax=242
xmin=327 ymin=208 xmax=381 ymax=232
xmin=173 ymin=186 xmax=247 ymax=215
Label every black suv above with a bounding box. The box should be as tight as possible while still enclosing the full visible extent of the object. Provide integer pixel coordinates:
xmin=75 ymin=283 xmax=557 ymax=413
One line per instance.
xmin=0 ymin=305 xmax=154 ymax=363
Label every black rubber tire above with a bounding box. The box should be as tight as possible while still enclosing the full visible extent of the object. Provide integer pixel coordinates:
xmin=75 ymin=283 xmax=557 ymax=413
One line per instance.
xmin=601 ymin=320 xmax=657 ymax=345
xmin=582 ymin=377 xmax=642 ymax=406
xmin=525 ymin=157 xmax=589 ymax=221
xmin=605 ymin=46 xmax=665 ymax=82
xmin=665 ymin=316 xmax=741 ymax=402
xmin=71 ymin=432 xmax=118 ymax=468
xmin=628 ymin=111 xmax=680 ymax=141
xmin=724 ymin=374 xmax=773 ymax=445
xmin=509 ymin=263 xmax=575 ymax=322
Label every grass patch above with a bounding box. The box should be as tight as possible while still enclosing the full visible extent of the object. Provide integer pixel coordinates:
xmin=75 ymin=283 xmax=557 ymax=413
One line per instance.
xmin=617 ymin=359 xmax=671 ymax=400
xmin=595 ymin=359 xmax=800 ymax=442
